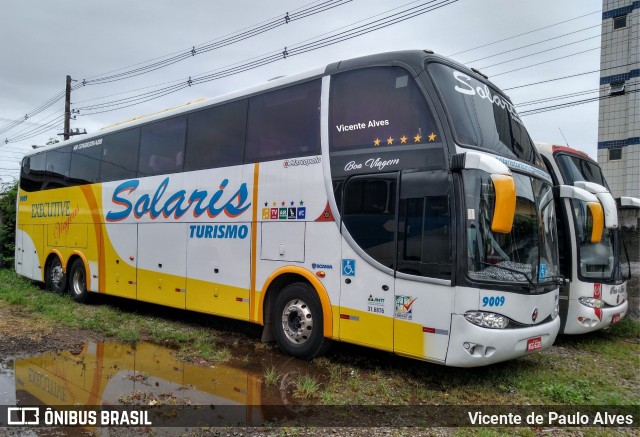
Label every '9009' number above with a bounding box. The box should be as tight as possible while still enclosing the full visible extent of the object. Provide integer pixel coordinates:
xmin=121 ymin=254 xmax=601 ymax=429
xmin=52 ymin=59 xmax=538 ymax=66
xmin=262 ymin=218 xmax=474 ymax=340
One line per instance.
xmin=482 ymin=296 xmax=505 ymax=307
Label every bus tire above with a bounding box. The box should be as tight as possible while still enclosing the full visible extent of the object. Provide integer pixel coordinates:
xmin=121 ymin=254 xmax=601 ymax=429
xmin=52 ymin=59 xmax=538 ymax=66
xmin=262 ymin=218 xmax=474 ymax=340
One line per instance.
xmin=272 ymin=282 xmax=327 ymax=360
xmin=69 ymin=259 xmax=90 ymax=303
xmin=46 ymin=256 xmax=66 ymax=294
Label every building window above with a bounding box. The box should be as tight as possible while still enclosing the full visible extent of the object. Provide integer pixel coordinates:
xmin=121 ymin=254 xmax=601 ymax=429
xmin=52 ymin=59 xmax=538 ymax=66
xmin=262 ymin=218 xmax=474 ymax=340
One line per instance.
xmin=613 ymin=14 xmax=627 ymax=29
xmin=609 ymin=148 xmax=622 ymax=161
xmin=609 ymin=81 xmax=625 ymax=95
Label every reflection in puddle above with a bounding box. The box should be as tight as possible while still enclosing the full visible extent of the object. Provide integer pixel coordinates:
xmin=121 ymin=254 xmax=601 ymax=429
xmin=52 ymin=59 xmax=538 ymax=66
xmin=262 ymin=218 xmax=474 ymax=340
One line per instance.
xmin=7 ymin=341 xmax=323 ymax=425
xmin=0 ymin=360 xmax=16 ymax=404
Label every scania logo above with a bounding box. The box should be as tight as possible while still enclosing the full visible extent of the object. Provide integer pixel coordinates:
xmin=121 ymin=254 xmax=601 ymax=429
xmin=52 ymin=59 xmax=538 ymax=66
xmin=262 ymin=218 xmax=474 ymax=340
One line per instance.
xmin=531 ymin=307 xmax=539 ymax=322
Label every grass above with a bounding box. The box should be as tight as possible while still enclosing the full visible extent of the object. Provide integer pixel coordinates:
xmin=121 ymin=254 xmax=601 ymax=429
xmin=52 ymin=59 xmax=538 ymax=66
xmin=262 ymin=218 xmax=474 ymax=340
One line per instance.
xmin=263 ymin=365 xmax=279 ymax=386
xmin=294 ymin=374 xmax=321 ymax=399
xmin=0 ymin=269 xmax=230 ymax=364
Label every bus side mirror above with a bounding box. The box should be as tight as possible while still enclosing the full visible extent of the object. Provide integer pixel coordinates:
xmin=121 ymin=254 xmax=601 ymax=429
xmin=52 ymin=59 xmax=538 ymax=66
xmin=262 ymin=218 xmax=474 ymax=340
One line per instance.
xmin=555 ymin=185 xmax=603 ymax=243
xmin=490 ymin=174 xmax=516 ymax=234
xmin=450 ymin=151 xmax=516 ymax=234
xmin=574 ymin=181 xmax=618 ymax=229
xmin=586 ymin=202 xmax=604 ymax=244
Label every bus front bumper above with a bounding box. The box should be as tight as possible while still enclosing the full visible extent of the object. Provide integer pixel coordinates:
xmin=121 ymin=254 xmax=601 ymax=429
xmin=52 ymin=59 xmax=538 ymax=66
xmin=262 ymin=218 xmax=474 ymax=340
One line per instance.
xmin=561 ymin=299 xmax=628 ymax=335
xmin=445 ymin=314 xmax=560 ymax=367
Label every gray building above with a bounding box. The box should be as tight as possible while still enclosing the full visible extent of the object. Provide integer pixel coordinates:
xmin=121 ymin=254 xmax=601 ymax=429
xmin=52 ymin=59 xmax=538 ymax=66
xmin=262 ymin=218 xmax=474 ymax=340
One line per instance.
xmin=597 ymin=0 xmax=639 ymax=201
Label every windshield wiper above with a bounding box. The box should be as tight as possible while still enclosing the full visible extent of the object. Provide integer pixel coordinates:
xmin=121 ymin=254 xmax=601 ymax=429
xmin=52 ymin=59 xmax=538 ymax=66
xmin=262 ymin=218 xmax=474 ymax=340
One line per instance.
xmin=541 ymin=274 xmax=566 ymax=286
xmin=479 ymin=261 xmax=536 ymax=291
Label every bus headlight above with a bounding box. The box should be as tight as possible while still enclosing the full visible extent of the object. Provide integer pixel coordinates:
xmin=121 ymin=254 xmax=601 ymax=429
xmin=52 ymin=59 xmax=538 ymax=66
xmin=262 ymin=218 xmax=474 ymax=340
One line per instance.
xmin=464 ymin=311 xmax=509 ymax=329
xmin=578 ymin=297 xmax=605 ymax=309
xmin=552 ymin=300 xmax=559 ymax=320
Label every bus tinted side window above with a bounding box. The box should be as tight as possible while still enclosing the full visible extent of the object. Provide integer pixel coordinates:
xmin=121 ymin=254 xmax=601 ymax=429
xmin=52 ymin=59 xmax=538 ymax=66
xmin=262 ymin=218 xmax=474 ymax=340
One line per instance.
xmin=246 ymin=80 xmax=321 ymax=163
xmin=330 ymin=67 xmax=439 ymax=151
xmin=20 ymin=153 xmax=46 ymax=192
xmin=138 ymin=117 xmax=187 ymax=177
xmin=44 ymin=146 xmax=72 ymax=189
xmin=70 ymin=141 xmax=102 ymax=185
xmin=185 ymin=100 xmax=247 ymax=171
xmin=100 ymin=128 xmax=140 ymax=182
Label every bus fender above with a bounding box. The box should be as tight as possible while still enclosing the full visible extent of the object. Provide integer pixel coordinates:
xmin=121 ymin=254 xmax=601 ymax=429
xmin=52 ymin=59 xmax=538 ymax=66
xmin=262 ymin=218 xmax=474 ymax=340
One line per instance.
xmin=258 ymin=266 xmax=333 ymax=338
xmin=46 ymin=249 xmax=65 ymax=272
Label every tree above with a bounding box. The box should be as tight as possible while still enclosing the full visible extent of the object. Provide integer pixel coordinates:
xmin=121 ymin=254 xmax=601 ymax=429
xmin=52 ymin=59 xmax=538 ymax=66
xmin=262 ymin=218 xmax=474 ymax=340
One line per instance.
xmin=0 ymin=182 xmax=17 ymax=268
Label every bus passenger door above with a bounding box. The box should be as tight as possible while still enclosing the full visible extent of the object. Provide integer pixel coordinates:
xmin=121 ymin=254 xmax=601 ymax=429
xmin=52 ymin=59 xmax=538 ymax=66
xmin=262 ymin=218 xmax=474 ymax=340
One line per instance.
xmin=338 ymin=174 xmax=397 ymax=352
xmin=394 ymin=170 xmax=453 ymax=362
xmin=103 ymin=223 xmax=137 ymax=299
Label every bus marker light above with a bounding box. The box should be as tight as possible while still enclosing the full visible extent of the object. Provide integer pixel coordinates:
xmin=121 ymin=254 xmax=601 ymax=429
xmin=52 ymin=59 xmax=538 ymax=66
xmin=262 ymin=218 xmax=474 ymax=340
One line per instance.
xmin=423 ymin=327 xmax=436 ymax=334
xmin=129 ymin=256 xmax=134 ymax=261
xmin=316 ymin=271 xmax=326 ymax=278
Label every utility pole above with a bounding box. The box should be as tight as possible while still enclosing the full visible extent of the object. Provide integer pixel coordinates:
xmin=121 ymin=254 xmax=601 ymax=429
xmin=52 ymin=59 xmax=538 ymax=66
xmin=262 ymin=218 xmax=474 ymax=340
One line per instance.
xmin=63 ymin=75 xmax=71 ymax=141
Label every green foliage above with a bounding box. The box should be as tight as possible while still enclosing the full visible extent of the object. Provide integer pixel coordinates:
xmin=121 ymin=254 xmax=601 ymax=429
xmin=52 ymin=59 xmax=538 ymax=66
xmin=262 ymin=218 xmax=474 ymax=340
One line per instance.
xmin=0 ymin=182 xmax=18 ymax=267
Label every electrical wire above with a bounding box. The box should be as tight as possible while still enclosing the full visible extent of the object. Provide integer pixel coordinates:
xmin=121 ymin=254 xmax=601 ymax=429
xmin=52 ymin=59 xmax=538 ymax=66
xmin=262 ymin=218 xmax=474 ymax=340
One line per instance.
xmin=0 ymin=0 xmax=355 ymax=137
xmin=520 ymin=88 xmax=639 ymax=116
xmin=75 ymin=0 xmax=458 ymax=116
xmin=447 ymin=9 xmax=601 ymax=57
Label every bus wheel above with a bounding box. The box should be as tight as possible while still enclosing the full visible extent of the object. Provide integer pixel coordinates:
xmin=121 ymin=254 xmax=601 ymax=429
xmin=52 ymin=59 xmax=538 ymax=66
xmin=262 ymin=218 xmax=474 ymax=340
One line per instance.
xmin=272 ymin=282 xmax=326 ymax=360
xmin=46 ymin=257 xmax=66 ymax=294
xmin=69 ymin=259 xmax=90 ymax=303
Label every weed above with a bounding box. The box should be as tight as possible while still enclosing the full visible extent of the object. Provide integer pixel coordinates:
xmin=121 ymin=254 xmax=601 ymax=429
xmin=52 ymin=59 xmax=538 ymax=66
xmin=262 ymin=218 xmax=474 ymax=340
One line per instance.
xmin=294 ymin=374 xmax=320 ymax=399
xmin=539 ymin=380 xmax=594 ymax=404
xmin=263 ymin=365 xmax=279 ymax=386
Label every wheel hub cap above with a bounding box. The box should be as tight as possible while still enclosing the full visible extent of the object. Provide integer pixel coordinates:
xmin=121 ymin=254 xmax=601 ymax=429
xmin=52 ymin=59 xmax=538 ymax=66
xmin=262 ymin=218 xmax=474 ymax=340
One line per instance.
xmin=281 ymin=299 xmax=313 ymax=344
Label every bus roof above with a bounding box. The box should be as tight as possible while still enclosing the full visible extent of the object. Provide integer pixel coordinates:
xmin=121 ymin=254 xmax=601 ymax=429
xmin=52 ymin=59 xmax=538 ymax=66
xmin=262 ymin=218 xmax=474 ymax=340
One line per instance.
xmin=535 ymin=142 xmax=594 ymax=162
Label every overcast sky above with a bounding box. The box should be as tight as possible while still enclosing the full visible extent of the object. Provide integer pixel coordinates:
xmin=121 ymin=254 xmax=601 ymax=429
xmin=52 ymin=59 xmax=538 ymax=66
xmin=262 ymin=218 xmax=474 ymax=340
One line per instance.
xmin=0 ymin=0 xmax=604 ymax=185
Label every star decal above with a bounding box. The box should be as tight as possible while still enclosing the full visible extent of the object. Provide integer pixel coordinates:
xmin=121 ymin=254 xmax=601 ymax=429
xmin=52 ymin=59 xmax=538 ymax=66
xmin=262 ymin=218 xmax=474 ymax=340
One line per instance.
xmin=299 ymin=200 xmax=304 ymax=206
xmin=414 ymin=133 xmax=422 ymax=143
xmin=428 ymin=132 xmax=437 ymax=142
xmin=387 ymin=137 xmax=394 ymax=145
xmin=290 ymin=201 xmax=295 ymax=206
xmin=373 ymin=138 xmax=381 ymax=147
xmin=272 ymin=201 xmax=277 ymax=207
xmin=281 ymin=201 xmax=285 ymax=206
xmin=400 ymin=135 xmax=407 ymax=144
xmin=264 ymin=202 xmax=268 ymax=207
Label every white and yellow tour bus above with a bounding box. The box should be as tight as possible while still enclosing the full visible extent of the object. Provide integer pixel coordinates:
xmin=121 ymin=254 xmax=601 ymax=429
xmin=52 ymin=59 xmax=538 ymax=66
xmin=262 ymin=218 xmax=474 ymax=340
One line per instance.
xmin=16 ymin=51 xmax=568 ymax=366
xmin=535 ymin=142 xmax=636 ymax=334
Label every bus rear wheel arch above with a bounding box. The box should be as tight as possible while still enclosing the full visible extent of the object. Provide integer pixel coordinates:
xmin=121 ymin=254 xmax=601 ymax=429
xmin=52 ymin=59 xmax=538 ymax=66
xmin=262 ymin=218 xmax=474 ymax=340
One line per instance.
xmin=45 ymin=254 xmax=66 ymax=294
xmin=270 ymin=281 xmax=329 ymax=360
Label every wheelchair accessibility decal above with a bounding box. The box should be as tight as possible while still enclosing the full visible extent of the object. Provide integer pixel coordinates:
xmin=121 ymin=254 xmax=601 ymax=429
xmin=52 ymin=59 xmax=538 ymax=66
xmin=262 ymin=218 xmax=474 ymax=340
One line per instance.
xmin=342 ymin=259 xmax=356 ymax=276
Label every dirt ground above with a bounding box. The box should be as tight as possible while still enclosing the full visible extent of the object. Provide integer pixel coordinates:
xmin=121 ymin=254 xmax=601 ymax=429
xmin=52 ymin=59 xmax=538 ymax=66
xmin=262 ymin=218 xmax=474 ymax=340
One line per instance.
xmin=0 ymin=305 xmax=101 ymax=361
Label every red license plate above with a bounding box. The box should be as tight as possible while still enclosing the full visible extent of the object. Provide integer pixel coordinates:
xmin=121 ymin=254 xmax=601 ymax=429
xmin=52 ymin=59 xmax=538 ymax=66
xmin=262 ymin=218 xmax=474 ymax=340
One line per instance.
xmin=526 ymin=337 xmax=542 ymax=352
xmin=612 ymin=314 xmax=621 ymax=324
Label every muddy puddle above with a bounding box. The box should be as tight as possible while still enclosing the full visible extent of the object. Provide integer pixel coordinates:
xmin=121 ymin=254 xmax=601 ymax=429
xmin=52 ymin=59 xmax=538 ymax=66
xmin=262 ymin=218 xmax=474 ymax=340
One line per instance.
xmin=0 ymin=340 xmax=328 ymax=428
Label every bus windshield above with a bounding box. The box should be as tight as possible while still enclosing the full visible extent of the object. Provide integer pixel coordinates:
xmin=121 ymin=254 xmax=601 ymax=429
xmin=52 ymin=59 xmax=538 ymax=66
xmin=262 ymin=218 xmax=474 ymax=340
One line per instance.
xmin=573 ymin=200 xmax=629 ymax=281
xmin=556 ymin=154 xmax=609 ymax=189
xmin=465 ymin=171 xmax=559 ymax=287
xmin=428 ymin=63 xmax=538 ymax=166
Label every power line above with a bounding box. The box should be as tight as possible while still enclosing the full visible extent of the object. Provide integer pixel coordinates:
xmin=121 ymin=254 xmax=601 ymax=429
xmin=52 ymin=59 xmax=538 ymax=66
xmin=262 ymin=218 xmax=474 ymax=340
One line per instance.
xmin=477 ymin=34 xmax=600 ymax=70
xmin=0 ymin=90 xmax=65 ymax=136
xmin=520 ymin=88 xmax=639 ymax=116
xmin=490 ymin=47 xmax=600 ymax=77
xmin=463 ymin=24 xmax=600 ymax=64
xmin=74 ymin=0 xmax=459 ymax=117
xmin=77 ymin=0 xmax=356 ymax=87
xmin=0 ymin=0 xmax=355 ymax=138
xmin=447 ymin=9 xmax=601 ymax=57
